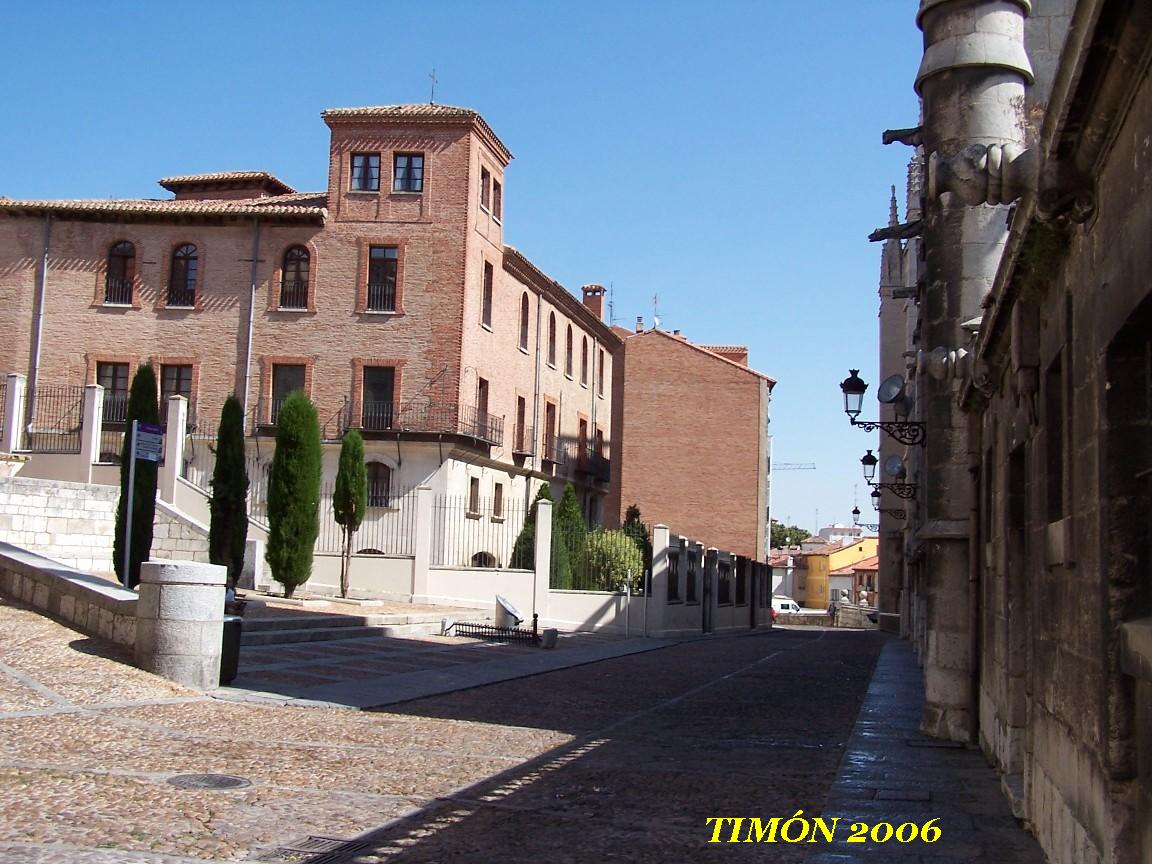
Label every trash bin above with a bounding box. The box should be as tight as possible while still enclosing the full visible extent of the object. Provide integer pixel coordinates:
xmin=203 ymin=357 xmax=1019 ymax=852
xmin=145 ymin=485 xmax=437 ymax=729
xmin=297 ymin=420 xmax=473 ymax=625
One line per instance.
xmin=220 ymin=614 xmax=243 ymax=685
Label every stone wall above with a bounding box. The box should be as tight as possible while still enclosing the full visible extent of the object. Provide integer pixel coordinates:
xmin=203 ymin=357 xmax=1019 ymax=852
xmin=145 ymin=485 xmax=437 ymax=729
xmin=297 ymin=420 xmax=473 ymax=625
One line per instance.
xmin=0 ymin=476 xmax=209 ymax=573
xmin=0 ymin=543 xmax=136 ymax=648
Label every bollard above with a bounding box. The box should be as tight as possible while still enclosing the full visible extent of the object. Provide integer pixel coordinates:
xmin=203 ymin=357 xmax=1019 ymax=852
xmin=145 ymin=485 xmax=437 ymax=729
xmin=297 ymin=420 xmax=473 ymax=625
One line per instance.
xmin=135 ymin=559 xmax=227 ymax=690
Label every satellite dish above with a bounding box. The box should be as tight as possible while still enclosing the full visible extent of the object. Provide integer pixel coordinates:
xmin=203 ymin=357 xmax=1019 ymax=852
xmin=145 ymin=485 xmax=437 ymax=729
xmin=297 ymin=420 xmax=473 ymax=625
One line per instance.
xmin=883 ymin=455 xmax=907 ymax=480
xmin=877 ymin=374 xmax=906 ymax=404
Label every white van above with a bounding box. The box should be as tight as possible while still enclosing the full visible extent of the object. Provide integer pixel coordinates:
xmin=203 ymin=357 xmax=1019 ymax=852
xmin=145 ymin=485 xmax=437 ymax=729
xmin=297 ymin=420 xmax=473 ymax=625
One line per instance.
xmin=772 ymin=595 xmax=802 ymax=614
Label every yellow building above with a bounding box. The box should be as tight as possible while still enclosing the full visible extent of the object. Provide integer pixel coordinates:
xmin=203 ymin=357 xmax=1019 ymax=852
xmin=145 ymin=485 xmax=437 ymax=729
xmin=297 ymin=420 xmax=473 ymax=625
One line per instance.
xmin=800 ymin=538 xmax=878 ymax=609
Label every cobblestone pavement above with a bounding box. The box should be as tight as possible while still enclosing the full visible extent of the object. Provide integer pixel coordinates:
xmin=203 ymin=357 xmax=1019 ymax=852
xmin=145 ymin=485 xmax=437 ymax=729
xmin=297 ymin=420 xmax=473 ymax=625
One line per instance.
xmin=5 ymin=592 xmax=1041 ymax=863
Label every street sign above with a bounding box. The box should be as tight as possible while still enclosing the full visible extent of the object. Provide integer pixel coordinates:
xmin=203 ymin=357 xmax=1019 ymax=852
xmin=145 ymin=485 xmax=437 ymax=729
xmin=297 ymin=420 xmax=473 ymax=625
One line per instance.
xmin=135 ymin=422 xmax=164 ymax=463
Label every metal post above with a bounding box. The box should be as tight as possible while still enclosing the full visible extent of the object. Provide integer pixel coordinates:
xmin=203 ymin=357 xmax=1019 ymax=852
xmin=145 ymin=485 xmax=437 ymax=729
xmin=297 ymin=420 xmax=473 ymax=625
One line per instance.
xmin=625 ymin=573 xmax=631 ymax=638
xmin=121 ymin=419 xmax=138 ymax=588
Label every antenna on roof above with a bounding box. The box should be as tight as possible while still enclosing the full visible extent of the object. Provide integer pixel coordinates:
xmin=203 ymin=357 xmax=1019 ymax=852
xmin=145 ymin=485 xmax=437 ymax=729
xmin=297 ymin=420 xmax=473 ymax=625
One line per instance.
xmin=608 ymin=282 xmax=616 ymax=326
xmin=429 ymin=68 xmax=438 ymax=104
xmin=652 ymin=293 xmax=662 ymax=329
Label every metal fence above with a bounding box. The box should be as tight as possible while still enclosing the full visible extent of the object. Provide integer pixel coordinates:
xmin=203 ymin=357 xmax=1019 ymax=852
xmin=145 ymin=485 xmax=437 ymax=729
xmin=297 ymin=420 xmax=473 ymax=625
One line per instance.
xmin=431 ymin=495 xmax=529 ymax=568
xmin=551 ymin=523 xmax=648 ymax=594
xmin=315 ymin=483 xmax=418 ymax=556
xmin=25 ymin=385 xmax=84 ymax=453
xmin=0 ymin=378 xmax=6 ymax=442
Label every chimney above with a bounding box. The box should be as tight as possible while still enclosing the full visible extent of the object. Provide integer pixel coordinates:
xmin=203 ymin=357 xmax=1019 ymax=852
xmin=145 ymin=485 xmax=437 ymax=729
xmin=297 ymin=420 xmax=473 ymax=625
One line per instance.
xmin=635 ymin=316 xmax=644 ymax=333
xmin=581 ymin=284 xmax=605 ymax=320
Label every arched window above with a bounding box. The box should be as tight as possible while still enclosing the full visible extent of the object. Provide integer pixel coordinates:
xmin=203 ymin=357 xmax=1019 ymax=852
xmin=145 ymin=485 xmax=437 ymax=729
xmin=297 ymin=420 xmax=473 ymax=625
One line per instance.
xmin=565 ymin=325 xmax=574 ymax=377
xmin=519 ymin=293 xmax=530 ymax=350
xmin=367 ymin=462 xmax=392 ymax=508
xmin=581 ymin=337 xmax=589 ymax=386
xmin=280 ymin=246 xmax=310 ymax=309
xmin=168 ymin=243 xmax=198 ymax=307
xmin=547 ymin=312 xmax=557 ymax=366
xmin=105 ymin=241 xmax=135 ymax=305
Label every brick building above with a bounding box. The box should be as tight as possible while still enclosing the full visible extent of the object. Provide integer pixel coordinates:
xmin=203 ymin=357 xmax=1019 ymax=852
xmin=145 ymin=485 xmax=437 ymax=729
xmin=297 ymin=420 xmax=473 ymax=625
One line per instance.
xmin=0 ymin=104 xmax=617 ymax=527
xmin=607 ymin=325 xmax=774 ymax=560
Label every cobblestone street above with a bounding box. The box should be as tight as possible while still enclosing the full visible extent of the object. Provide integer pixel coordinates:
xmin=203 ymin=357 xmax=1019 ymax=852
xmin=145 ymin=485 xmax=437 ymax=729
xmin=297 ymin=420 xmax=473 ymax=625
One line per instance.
xmin=0 ymin=596 xmax=1047 ymax=863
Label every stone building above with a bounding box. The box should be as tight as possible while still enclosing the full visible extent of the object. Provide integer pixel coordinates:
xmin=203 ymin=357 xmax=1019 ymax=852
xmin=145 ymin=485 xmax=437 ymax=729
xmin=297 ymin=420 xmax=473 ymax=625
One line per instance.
xmin=879 ymin=1 xmax=1152 ymax=861
xmin=606 ymin=325 xmax=774 ymax=560
xmin=0 ymin=104 xmax=617 ymax=527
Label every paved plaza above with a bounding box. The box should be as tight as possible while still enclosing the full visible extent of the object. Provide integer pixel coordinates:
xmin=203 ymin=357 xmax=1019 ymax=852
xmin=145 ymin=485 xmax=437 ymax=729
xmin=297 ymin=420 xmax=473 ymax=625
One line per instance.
xmin=0 ymin=596 xmax=1048 ymax=862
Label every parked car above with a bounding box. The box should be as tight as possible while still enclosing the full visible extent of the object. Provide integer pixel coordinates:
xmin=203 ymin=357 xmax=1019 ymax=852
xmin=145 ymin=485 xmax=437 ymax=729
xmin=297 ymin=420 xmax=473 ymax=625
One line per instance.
xmin=772 ymin=595 xmax=802 ymax=615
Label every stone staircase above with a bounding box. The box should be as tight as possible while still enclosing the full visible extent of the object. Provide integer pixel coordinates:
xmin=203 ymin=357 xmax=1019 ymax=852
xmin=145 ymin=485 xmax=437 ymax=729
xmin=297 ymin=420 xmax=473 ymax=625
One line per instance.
xmin=239 ymin=608 xmax=493 ymax=646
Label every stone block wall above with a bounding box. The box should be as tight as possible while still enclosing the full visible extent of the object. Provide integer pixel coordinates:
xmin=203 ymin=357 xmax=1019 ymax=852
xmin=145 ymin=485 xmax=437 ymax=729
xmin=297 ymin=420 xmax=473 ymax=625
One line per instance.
xmin=0 ymin=544 xmax=136 ymax=648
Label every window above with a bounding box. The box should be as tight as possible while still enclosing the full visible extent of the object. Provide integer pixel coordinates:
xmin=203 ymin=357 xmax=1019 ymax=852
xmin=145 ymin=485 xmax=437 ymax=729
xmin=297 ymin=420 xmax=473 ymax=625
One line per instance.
xmin=668 ymin=549 xmax=681 ymax=602
xmin=97 ymin=362 xmax=129 ymax=423
xmin=547 ymin=313 xmax=557 ymax=366
xmin=481 ymin=261 xmax=493 ymax=328
xmin=160 ymin=364 xmax=193 ymax=405
xmin=271 ymin=364 xmax=305 ymax=424
xmin=476 ymin=377 xmax=489 ymax=437
xmin=565 ymin=326 xmax=574 ymax=377
xmin=367 ymin=462 xmax=391 ymax=508
xmin=280 ymin=246 xmax=310 ymax=310
xmin=519 ymin=293 xmax=529 ymax=350
xmin=594 ymin=427 xmax=605 ymax=457
xmin=351 ymin=153 xmax=380 ymax=191
xmin=105 ymin=241 xmax=135 ymax=305
xmin=480 ymin=167 xmax=491 ymax=210
xmin=367 ymin=246 xmax=398 ymax=312
xmin=580 ymin=337 xmax=589 ymax=386
xmin=515 ymin=396 xmax=527 ymax=453
xmin=1045 ymin=352 xmax=1065 ymax=522
xmin=598 ymin=349 xmax=605 ymax=396
xmin=686 ymin=548 xmax=697 ymax=603
xmin=468 ymin=477 xmax=481 ymax=514
xmin=362 ymin=366 xmax=395 ymax=430
xmin=578 ymin=418 xmax=588 ymax=463
xmin=493 ymin=483 xmax=504 ymax=519
xmin=544 ymin=401 xmax=557 ymax=460
xmin=167 ymin=244 xmax=197 ymax=307
xmin=393 ymin=153 xmax=423 ymax=192
xmin=492 ymin=179 xmax=502 ymax=220
xmin=718 ymin=561 xmax=732 ymax=605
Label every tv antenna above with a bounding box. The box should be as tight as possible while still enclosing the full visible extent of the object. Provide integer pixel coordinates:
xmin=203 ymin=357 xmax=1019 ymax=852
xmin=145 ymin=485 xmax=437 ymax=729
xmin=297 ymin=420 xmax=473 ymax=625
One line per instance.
xmin=429 ymin=68 xmax=438 ymax=104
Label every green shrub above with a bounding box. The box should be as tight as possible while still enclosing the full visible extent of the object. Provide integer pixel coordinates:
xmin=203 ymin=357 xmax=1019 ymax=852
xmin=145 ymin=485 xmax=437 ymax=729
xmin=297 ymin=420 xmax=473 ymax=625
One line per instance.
xmin=265 ymin=391 xmax=321 ymax=598
xmin=113 ymin=364 xmax=160 ymax=589
xmin=583 ymin=530 xmax=645 ymax=592
xmin=208 ymin=395 xmax=249 ymax=590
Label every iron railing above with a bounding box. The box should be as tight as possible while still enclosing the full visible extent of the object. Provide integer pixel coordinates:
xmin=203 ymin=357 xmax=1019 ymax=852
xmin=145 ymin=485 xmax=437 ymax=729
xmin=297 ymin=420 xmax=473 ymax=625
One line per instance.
xmin=431 ymin=494 xmax=528 ymax=568
xmin=25 ymin=385 xmax=84 ymax=453
xmin=361 ymin=401 xmax=395 ymax=431
xmin=449 ymin=615 xmax=539 ymax=646
xmin=104 ymin=277 xmax=133 ymax=305
xmin=315 ymin=484 xmax=418 ymax=556
xmin=366 ymin=281 xmax=395 ymax=312
xmin=102 ymin=391 xmax=128 ymax=424
xmin=542 ymin=435 xmax=565 ymax=464
xmin=279 ymin=279 xmax=309 ymax=310
xmin=0 ymin=379 xmax=6 ymax=442
xmin=512 ymin=423 xmax=535 ymax=456
xmin=166 ymin=285 xmax=196 ymax=308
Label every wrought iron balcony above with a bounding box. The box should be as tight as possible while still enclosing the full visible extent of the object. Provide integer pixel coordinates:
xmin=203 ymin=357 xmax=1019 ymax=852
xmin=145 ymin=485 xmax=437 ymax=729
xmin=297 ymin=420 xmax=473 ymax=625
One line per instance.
xmin=512 ymin=423 xmax=535 ymax=456
xmin=278 ymin=279 xmax=309 ymax=310
xmin=366 ymin=282 xmax=396 ymax=312
xmin=104 ymin=278 xmax=133 ymax=305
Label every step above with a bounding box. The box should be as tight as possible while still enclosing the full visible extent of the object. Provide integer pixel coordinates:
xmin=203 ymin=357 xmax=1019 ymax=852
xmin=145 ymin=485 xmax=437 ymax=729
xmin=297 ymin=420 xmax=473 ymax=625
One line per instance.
xmin=239 ymin=611 xmax=493 ymax=646
xmin=241 ymin=610 xmax=489 ymax=632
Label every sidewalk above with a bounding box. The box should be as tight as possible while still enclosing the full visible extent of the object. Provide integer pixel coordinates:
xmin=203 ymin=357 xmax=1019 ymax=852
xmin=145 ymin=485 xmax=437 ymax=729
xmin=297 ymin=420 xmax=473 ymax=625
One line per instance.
xmin=810 ymin=640 xmax=1048 ymax=863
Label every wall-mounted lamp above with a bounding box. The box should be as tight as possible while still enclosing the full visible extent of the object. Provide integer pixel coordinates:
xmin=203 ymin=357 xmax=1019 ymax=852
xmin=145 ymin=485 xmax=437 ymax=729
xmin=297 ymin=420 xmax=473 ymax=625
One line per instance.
xmin=860 ymin=450 xmax=917 ymax=499
xmin=840 ymin=369 xmax=926 ymax=446
xmin=851 ymin=506 xmax=880 ymax=531
xmin=870 ymin=488 xmax=906 ymax=520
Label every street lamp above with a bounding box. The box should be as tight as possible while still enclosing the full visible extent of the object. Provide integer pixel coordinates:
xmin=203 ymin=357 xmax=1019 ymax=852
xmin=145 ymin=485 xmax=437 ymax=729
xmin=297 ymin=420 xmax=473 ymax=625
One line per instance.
xmin=839 ymin=368 xmax=926 ymax=446
xmin=851 ymin=506 xmax=879 ymax=532
xmin=860 ymin=450 xmax=917 ymax=499
xmin=871 ymin=488 xmax=906 ymax=520
xmin=861 ymin=450 xmax=879 ymax=483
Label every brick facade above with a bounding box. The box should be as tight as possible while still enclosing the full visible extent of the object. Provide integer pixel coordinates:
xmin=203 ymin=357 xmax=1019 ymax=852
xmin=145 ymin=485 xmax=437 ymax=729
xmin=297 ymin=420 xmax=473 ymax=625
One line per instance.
xmin=0 ymin=105 xmax=620 ymax=515
xmin=608 ymin=329 xmax=772 ymax=560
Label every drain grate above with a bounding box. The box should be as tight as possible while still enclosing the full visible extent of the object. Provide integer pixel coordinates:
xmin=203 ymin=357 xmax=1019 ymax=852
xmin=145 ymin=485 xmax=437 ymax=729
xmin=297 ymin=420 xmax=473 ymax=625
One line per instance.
xmin=166 ymin=773 xmax=251 ymax=790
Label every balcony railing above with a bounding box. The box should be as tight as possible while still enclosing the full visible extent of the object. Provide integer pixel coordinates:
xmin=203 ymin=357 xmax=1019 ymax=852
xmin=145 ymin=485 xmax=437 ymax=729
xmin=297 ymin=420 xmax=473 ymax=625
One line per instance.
xmin=279 ymin=279 xmax=309 ymax=310
xmin=264 ymin=398 xmax=504 ymax=448
xmin=366 ymin=282 xmax=395 ymax=313
xmin=166 ymin=286 xmax=196 ymax=308
xmin=512 ymin=423 xmax=535 ymax=456
xmin=104 ymin=278 xmax=133 ymax=305
xmin=361 ymin=401 xmax=395 ymax=431
xmin=102 ymin=391 xmax=129 ymax=425
xmin=542 ymin=435 xmax=565 ymax=464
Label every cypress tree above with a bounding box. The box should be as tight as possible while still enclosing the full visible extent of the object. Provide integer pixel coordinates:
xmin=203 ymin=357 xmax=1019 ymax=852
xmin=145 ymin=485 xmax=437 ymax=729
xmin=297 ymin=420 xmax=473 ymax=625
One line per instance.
xmin=552 ymin=482 xmax=586 ymax=588
xmin=265 ymin=391 xmax=321 ymax=598
xmin=621 ymin=503 xmax=653 ymax=587
xmin=511 ymin=482 xmax=552 ymax=569
xmin=332 ymin=428 xmax=367 ymax=598
xmin=208 ymin=395 xmax=249 ymax=590
xmin=112 ymin=364 xmax=160 ymax=589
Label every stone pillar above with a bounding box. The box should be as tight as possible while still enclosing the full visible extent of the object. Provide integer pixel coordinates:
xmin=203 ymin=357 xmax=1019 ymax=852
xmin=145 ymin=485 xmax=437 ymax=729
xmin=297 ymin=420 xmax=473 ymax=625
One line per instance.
xmin=80 ymin=384 xmax=104 ymax=480
xmin=159 ymin=396 xmax=188 ymax=504
xmin=240 ymin=537 xmax=266 ymax=591
xmin=3 ymin=374 xmax=26 ymax=452
xmin=135 ymin=559 xmax=226 ymax=690
xmin=533 ymin=499 xmax=553 ymax=620
xmin=914 ymin=0 xmax=1032 ymax=742
xmin=648 ymin=523 xmax=670 ymax=635
xmin=412 ymin=485 xmax=433 ymax=602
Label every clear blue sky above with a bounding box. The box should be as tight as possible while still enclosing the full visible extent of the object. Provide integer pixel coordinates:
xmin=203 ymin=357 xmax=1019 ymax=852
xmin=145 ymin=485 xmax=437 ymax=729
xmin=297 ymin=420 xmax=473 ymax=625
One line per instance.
xmin=2 ymin=1 xmax=923 ymax=536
